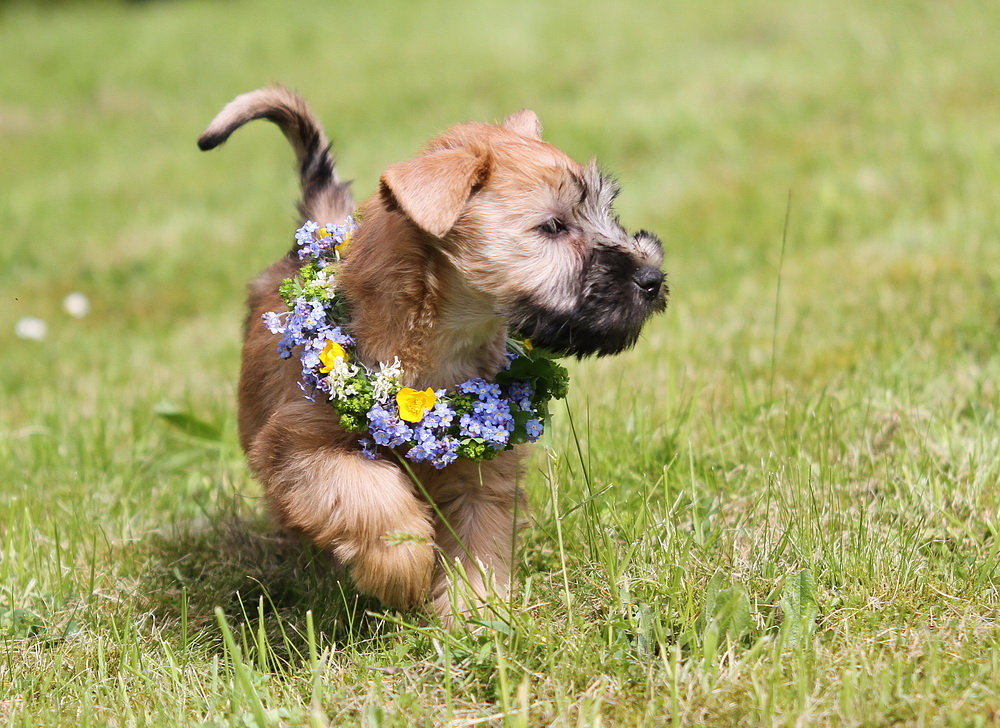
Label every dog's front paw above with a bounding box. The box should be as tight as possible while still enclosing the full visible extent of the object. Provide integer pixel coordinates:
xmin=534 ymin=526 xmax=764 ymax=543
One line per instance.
xmin=340 ymin=527 xmax=435 ymax=610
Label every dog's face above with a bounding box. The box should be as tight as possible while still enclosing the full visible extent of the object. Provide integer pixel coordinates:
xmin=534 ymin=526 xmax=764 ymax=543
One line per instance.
xmin=378 ymin=111 xmax=667 ymax=357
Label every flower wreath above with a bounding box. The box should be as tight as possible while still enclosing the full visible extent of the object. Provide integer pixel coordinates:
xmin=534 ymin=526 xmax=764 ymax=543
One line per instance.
xmin=262 ymin=219 xmax=570 ymax=469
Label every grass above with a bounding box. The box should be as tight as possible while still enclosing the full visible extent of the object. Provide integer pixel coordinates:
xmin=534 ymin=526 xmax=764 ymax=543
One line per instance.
xmin=2 ymin=0 xmax=1000 ymax=724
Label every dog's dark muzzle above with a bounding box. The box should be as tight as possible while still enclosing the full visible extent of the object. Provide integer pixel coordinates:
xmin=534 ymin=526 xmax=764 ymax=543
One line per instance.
xmin=508 ymin=268 xmax=668 ymax=358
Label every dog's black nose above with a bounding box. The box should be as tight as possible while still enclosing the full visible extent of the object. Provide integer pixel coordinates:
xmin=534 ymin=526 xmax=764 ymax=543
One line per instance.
xmin=632 ymin=266 xmax=664 ymax=300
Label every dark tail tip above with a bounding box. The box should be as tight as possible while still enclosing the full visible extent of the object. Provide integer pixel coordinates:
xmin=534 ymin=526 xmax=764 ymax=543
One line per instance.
xmin=197 ymin=132 xmax=228 ymax=151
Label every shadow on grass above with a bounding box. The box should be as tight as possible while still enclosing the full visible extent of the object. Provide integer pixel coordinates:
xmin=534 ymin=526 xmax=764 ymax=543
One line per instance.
xmin=132 ymin=502 xmax=402 ymax=663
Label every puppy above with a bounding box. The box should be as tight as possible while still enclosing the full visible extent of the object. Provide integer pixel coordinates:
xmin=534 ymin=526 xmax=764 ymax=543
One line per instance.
xmin=199 ymin=86 xmax=667 ymax=621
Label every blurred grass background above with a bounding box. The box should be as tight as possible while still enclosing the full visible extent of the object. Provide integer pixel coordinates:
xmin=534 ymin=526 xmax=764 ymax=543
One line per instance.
xmin=3 ymin=0 xmax=1000 ymax=725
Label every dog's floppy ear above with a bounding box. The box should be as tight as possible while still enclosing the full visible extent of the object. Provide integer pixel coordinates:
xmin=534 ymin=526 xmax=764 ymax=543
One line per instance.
xmin=503 ymin=109 xmax=543 ymax=140
xmin=380 ymin=147 xmax=490 ymax=239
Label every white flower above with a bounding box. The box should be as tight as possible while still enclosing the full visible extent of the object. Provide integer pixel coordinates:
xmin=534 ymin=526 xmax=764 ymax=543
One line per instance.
xmin=313 ymin=268 xmax=338 ymax=297
xmin=15 ymin=317 xmax=47 ymax=341
xmin=326 ymin=359 xmax=361 ymax=402
xmin=261 ymin=311 xmax=286 ymax=334
xmin=63 ymin=292 xmax=90 ymax=318
xmin=372 ymin=357 xmax=404 ymax=403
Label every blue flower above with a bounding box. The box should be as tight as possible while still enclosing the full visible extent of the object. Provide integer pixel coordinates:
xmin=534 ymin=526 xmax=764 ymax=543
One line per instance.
xmin=474 ymin=399 xmax=500 ymax=416
xmin=482 ymin=424 xmax=509 ymax=448
xmin=294 ymin=218 xmax=359 ymax=261
xmin=301 ymin=350 xmax=321 ymax=371
xmin=300 ymin=299 xmax=326 ymax=330
xmin=359 ymin=438 xmax=378 ymax=460
xmin=295 ymin=221 xmax=321 ymax=259
xmin=491 ymin=410 xmax=515 ymax=430
xmin=457 ymin=378 xmax=486 ymax=395
xmin=368 ymin=404 xmax=413 ymax=447
xmin=412 ymin=424 xmax=437 ymax=443
xmin=429 ymin=437 xmax=459 ymax=468
xmin=406 ymin=442 xmax=430 ymax=463
xmin=525 ymin=419 xmax=543 ymax=440
xmin=423 ymin=401 xmax=455 ymax=430
xmin=507 ymin=381 xmax=534 ymax=411
xmin=459 ymin=414 xmax=483 ymax=438
xmin=295 ymin=221 xmax=319 ymax=244
xmin=328 ymin=326 xmax=354 ymax=347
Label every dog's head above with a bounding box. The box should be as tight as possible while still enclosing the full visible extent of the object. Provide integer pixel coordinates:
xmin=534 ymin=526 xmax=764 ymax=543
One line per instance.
xmin=377 ymin=111 xmax=667 ymax=357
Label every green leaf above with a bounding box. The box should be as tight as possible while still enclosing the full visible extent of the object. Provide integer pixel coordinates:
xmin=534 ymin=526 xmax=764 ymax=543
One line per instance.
xmin=155 ymin=404 xmax=222 ymax=442
xmin=469 ymin=619 xmax=513 ymax=636
xmin=780 ymin=568 xmax=818 ymax=650
xmin=496 ymin=350 xmax=570 ymax=400
xmin=0 ymin=607 xmax=45 ymax=639
xmin=719 ymin=587 xmax=753 ymax=640
xmin=278 ymin=276 xmax=304 ymax=308
xmin=701 ymin=573 xmax=724 ymax=626
xmin=699 ymin=574 xmax=754 ymax=656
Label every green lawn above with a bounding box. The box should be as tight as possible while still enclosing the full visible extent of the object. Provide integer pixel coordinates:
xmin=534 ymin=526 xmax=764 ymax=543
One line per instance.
xmin=3 ymin=0 xmax=1000 ymax=725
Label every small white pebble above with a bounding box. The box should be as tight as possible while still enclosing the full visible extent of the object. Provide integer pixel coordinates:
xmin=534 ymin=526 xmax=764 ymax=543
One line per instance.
xmin=64 ymin=292 xmax=90 ymax=318
xmin=15 ymin=317 xmax=47 ymax=341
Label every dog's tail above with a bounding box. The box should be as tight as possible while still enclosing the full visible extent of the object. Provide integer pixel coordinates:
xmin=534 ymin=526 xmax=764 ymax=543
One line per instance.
xmin=198 ymin=85 xmax=354 ymax=225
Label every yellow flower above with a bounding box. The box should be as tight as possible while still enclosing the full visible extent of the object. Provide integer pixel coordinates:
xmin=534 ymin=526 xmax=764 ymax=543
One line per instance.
xmin=338 ymin=230 xmax=352 ymax=256
xmin=522 ymin=338 xmax=534 ymax=351
xmin=396 ymin=387 xmax=436 ymax=423
xmin=316 ymin=226 xmax=330 ymax=239
xmin=319 ymin=339 xmax=348 ymax=373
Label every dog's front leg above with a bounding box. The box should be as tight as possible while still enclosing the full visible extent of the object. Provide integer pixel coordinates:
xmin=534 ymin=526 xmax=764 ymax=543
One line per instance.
xmin=249 ymin=410 xmax=436 ymax=610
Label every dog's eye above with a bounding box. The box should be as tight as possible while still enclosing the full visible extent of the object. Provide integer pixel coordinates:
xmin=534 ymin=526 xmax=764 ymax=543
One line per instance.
xmin=538 ymin=218 xmax=568 ymax=236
